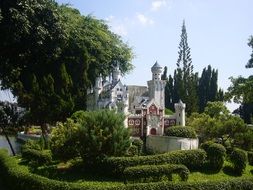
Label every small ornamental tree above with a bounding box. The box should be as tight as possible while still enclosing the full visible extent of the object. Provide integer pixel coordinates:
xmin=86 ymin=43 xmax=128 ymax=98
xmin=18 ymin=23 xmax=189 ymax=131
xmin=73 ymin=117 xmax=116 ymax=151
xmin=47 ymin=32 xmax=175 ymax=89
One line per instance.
xmin=72 ymin=110 xmax=131 ymax=165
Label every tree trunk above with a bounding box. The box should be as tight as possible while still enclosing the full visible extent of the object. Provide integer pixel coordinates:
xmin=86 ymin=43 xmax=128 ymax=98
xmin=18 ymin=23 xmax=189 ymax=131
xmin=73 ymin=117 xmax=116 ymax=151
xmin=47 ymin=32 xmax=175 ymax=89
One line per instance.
xmin=0 ymin=125 xmax=15 ymax=156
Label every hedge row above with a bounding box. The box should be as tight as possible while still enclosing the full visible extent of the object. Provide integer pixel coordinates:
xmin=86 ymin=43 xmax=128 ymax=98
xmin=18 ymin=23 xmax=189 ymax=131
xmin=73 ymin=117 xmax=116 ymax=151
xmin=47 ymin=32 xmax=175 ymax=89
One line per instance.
xmin=123 ymin=164 xmax=189 ymax=183
xmin=0 ymin=149 xmax=253 ymax=190
xmin=102 ymin=149 xmax=207 ymax=173
xmin=165 ymin=126 xmax=197 ymax=138
xmin=248 ymin=151 xmax=253 ymax=166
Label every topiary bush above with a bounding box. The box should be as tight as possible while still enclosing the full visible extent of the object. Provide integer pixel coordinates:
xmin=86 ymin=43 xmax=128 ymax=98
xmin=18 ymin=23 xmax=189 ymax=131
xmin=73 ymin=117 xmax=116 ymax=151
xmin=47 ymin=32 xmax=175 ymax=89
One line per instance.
xmin=131 ymin=138 xmax=143 ymax=155
xmin=248 ymin=151 xmax=253 ymax=166
xmin=165 ymin=126 xmax=197 ymax=138
xmin=230 ymin=148 xmax=247 ymax=175
xmin=123 ymin=164 xmax=189 ymax=183
xmin=102 ymin=149 xmax=206 ymax=175
xmin=201 ymin=141 xmax=226 ymax=171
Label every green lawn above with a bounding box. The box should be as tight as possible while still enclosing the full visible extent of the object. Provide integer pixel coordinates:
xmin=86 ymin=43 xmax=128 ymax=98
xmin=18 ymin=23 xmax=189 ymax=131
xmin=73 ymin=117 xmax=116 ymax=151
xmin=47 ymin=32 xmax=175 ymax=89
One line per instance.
xmin=23 ymin=158 xmax=253 ymax=186
xmin=188 ymin=161 xmax=253 ymax=183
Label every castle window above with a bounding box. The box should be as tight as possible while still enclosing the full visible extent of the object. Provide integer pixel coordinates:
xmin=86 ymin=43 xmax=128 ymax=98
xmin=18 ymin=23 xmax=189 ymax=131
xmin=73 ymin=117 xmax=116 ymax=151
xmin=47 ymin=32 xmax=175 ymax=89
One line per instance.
xmin=179 ymin=113 xmax=180 ymax=117
xmin=117 ymin=88 xmax=119 ymax=91
xmin=136 ymin=110 xmax=141 ymax=114
xmin=135 ymin=119 xmax=141 ymax=126
xmin=128 ymin=119 xmax=134 ymax=126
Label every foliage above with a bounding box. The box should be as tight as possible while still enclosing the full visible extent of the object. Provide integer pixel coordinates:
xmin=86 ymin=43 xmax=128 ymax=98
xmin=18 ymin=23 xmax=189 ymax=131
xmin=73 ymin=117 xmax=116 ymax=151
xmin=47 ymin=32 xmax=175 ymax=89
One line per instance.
xmin=131 ymin=138 xmax=143 ymax=155
xmin=22 ymin=149 xmax=52 ymax=165
xmin=173 ymin=21 xmax=198 ymax=114
xmin=188 ymin=102 xmax=250 ymax=148
xmin=0 ymin=0 xmax=133 ymax=124
xmin=126 ymin=145 xmax=138 ymax=157
xmin=102 ymin=149 xmax=206 ymax=174
xmin=123 ymin=164 xmax=189 ymax=183
xmin=246 ymin=36 xmax=253 ymax=68
xmin=165 ymin=108 xmax=174 ymax=115
xmin=226 ymin=76 xmax=253 ymax=104
xmin=201 ymin=142 xmax=226 ymax=171
xmin=198 ymin=65 xmax=224 ymax=112
xmin=248 ymin=151 xmax=253 ymax=166
xmin=50 ymin=119 xmax=80 ymax=161
xmin=230 ymin=148 xmax=247 ymax=175
xmin=165 ymin=126 xmax=197 ymax=138
xmin=70 ymin=110 xmax=131 ymax=165
xmin=1 ymin=149 xmax=253 ymax=190
xmin=21 ymin=139 xmax=45 ymax=152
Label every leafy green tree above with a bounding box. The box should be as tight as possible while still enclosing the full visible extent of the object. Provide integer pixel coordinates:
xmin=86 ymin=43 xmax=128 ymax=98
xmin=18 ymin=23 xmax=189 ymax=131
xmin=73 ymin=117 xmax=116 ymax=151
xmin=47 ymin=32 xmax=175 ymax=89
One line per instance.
xmin=188 ymin=102 xmax=249 ymax=148
xmin=71 ymin=110 xmax=131 ymax=165
xmin=0 ymin=1 xmax=133 ymax=124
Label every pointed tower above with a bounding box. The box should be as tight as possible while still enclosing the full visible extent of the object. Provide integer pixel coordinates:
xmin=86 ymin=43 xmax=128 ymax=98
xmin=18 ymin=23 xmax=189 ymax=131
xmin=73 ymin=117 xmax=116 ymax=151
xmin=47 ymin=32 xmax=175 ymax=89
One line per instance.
xmin=147 ymin=61 xmax=166 ymax=109
xmin=112 ymin=62 xmax=121 ymax=84
xmin=174 ymin=100 xmax=186 ymax=126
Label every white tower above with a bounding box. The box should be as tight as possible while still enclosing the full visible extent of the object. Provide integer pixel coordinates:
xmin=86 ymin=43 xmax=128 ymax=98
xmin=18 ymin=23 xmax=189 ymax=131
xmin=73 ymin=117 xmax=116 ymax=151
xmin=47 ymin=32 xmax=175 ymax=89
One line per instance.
xmin=174 ymin=100 xmax=186 ymax=126
xmin=112 ymin=63 xmax=121 ymax=84
xmin=147 ymin=61 xmax=166 ymax=108
xmin=94 ymin=75 xmax=103 ymax=109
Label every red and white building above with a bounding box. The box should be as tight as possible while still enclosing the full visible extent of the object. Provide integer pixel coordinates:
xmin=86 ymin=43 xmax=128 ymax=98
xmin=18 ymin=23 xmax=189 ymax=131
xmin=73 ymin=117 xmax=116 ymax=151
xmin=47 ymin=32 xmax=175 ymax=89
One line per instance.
xmin=88 ymin=61 xmax=186 ymax=138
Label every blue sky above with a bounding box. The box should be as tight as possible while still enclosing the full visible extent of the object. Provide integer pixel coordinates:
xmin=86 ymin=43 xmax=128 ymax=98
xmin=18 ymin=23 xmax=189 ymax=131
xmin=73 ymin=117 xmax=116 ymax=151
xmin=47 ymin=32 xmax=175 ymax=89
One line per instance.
xmin=1 ymin=0 xmax=253 ymax=111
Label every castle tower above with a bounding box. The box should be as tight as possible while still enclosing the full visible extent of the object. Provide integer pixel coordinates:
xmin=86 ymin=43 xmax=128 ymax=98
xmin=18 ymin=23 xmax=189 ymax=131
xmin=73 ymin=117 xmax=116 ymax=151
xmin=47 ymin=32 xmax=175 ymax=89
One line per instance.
xmin=94 ymin=75 xmax=103 ymax=109
xmin=174 ymin=100 xmax=186 ymax=126
xmin=112 ymin=62 xmax=121 ymax=84
xmin=147 ymin=61 xmax=166 ymax=108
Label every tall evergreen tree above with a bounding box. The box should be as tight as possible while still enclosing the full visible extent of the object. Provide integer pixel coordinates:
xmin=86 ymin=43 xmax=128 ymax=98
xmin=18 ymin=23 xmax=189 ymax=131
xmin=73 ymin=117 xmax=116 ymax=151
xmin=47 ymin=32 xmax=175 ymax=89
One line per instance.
xmin=198 ymin=65 xmax=221 ymax=112
xmin=173 ymin=21 xmax=198 ymax=114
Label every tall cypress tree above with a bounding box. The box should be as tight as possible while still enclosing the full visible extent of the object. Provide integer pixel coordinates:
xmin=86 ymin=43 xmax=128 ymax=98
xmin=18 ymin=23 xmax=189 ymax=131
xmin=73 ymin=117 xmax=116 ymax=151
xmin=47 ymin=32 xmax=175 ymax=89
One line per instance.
xmin=198 ymin=65 xmax=221 ymax=112
xmin=174 ymin=21 xmax=198 ymax=114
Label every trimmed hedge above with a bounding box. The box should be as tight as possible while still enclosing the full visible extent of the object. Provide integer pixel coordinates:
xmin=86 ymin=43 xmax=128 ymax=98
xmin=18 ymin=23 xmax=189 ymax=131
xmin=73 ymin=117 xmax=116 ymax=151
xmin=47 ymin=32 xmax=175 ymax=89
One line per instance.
xmin=201 ymin=142 xmax=226 ymax=171
xmin=230 ymin=148 xmax=247 ymax=175
xmin=102 ymin=149 xmax=207 ymax=174
xmin=0 ymin=149 xmax=253 ymax=190
xmin=165 ymin=126 xmax=197 ymax=138
xmin=123 ymin=164 xmax=189 ymax=183
xmin=248 ymin=151 xmax=253 ymax=166
xmin=22 ymin=149 xmax=52 ymax=165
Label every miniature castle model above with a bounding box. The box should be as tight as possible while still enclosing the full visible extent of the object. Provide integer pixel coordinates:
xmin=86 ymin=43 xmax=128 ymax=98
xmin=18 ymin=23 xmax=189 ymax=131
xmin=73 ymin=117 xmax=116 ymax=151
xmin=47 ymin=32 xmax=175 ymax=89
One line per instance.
xmin=87 ymin=61 xmax=186 ymax=137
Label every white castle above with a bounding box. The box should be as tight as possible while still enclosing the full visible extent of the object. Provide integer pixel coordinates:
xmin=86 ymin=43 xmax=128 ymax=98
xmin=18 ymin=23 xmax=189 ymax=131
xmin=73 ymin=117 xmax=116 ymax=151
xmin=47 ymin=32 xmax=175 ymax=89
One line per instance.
xmin=87 ymin=62 xmax=186 ymax=137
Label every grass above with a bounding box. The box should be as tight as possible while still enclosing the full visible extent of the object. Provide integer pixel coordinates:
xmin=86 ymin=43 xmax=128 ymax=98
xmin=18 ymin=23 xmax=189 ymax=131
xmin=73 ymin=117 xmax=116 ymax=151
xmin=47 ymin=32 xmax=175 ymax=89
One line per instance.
xmin=17 ymin=157 xmax=253 ymax=186
xmin=188 ymin=161 xmax=253 ymax=183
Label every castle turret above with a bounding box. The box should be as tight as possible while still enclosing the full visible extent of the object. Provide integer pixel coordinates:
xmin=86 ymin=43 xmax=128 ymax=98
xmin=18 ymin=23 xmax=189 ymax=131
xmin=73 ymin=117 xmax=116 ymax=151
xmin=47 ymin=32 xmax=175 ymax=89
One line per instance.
xmin=112 ymin=62 xmax=121 ymax=84
xmin=94 ymin=75 xmax=103 ymax=109
xmin=151 ymin=61 xmax=163 ymax=81
xmin=174 ymin=100 xmax=186 ymax=126
xmin=147 ymin=61 xmax=166 ymax=108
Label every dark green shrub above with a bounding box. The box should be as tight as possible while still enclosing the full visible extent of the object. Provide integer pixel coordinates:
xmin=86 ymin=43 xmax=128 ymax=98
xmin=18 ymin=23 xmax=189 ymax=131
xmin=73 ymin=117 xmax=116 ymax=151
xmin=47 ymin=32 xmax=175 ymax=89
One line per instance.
xmin=102 ymin=149 xmax=206 ymax=174
xmin=71 ymin=110 xmax=131 ymax=165
xmin=165 ymin=126 xmax=197 ymax=138
xmin=230 ymin=148 xmax=247 ymax=175
xmin=132 ymin=138 xmax=143 ymax=155
xmin=123 ymin=164 xmax=189 ymax=183
xmin=201 ymin=142 xmax=226 ymax=171
xmin=22 ymin=149 xmax=52 ymax=165
xmin=248 ymin=151 xmax=253 ymax=166
xmin=126 ymin=145 xmax=138 ymax=156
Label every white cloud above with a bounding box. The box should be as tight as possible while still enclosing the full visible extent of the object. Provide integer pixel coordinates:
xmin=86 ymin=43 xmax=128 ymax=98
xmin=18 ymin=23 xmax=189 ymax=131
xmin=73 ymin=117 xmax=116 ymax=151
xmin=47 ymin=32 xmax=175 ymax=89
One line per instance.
xmin=111 ymin=24 xmax=128 ymax=36
xmin=105 ymin=15 xmax=128 ymax=36
xmin=151 ymin=0 xmax=167 ymax=11
xmin=136 ymin=13 xmax=154 ymax=26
